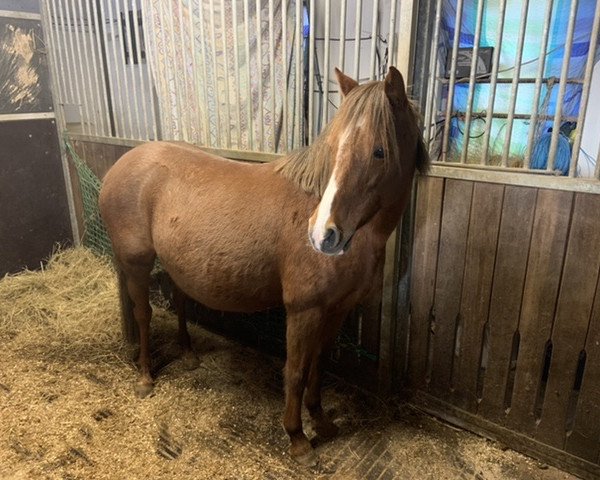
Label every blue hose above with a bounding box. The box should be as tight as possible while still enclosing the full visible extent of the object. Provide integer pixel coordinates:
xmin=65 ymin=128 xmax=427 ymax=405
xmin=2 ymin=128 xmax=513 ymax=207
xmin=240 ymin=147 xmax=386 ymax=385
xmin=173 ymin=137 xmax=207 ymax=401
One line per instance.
xmin=531 ymin=129 xmax=571 ymax=175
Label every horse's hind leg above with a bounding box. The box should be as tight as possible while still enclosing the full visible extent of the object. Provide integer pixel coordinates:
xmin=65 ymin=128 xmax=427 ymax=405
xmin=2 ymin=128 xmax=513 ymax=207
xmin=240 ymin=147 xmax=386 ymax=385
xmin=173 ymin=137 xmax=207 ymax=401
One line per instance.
xmin=172 ymin=285 xmax=200 ymax=370
xmin=119 ymin=257 xmax=155 ymax=398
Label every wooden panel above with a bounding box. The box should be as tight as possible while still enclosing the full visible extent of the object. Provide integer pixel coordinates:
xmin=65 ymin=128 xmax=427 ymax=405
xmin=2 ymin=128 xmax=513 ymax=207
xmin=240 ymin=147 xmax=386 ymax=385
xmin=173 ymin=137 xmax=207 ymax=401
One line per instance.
xmin=506 ymin=189 xmax=573 ymax=434
xmin=0 ymin=119 xmax=72 ymax=274
xmin=566 ymin=263 xmax=600 ymax=462
xmin=407 ymin=176 xmax=444 ymax=389
xmin=429 ymin=179 xmax=473 ymax=395
xmin=452 ymin=183 xmax=504 ymax=412
xmin=536 ymin=193 xmax=600 ymax=448
xmin=478 ymin=186 xmax=537 ymax=422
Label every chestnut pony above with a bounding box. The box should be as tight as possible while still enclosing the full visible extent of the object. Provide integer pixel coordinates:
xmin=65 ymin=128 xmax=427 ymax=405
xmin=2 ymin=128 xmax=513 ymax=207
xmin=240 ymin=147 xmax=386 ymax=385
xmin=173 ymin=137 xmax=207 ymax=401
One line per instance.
xmin=99 ymin=67 xmax=428 ymax=465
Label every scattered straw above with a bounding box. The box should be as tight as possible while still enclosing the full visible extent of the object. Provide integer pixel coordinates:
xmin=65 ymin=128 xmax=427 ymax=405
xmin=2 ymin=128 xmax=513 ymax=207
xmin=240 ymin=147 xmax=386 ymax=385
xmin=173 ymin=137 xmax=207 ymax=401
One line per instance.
xmin=0 ymin=248 xmax=572 ymax=480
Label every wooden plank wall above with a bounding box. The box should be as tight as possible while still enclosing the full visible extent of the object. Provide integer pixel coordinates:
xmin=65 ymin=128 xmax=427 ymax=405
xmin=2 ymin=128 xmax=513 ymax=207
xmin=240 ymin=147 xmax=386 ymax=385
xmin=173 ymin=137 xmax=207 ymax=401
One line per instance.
xmin=408 ymin=175 xmax=600 ymax=479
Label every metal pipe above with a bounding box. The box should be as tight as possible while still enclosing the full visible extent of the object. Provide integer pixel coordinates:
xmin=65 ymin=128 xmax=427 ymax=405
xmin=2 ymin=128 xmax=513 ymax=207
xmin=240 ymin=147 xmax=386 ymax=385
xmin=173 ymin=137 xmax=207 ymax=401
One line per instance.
xmin=369 ymin=0 xmax=378 ymax=80
xmin=220 ymin=0 xmax=231 ymax=147
xmin=209 ymin=0 xmax=221 ymax=145
xmin=569 ymin=0 xmax=600 ymax=177
xmin=168 ymin=1 xmax=187 ymax=140
xmin=294 ymin=0 xmax=302 ymax=148
xmin=440 ymin=0 xmax=465 ymax=161
xmin=459 ymin=0 xmax=485 ymax=164
xmin=353 ymin=0 xmax=362 ymax=81
xmin=197 ymin=0 xmax=212 ymax=146
xmin=98 ymin=0 xmax=121 ymax=136
xmin=232 ymin=0 xmax=242 ymax=148
xmin=107 ymin=0 xmax=130 ymax=137
xmin=244 ymin=0 xmax=254 ymax=149
xmin=308 ymin=0 xmax=315 ymax=143
xmin=387 ymin=0 xmax=397 ymax=69
xmin=60 ymin=0 xmax=87 ymax=133
xmin=44 ymin=0 xmax=67 ymax=130
xmin=481 ymin=0 xmax=507 ymax=165
xmin=69 ymin=0 xmax=93 ymax=135
xmin=338 ymin=0 xmax=346 ymax=73
xmin=322 ymin=0 xmax=330 ymax=126
xmin=177 ymin=0 xmax=193 ymax=142
xmin=269 ymin=0 xmax=276 ymax=151
xmin=88 ymin=0 xmax=114 ymax=136
xmin=154 ymin=1 xmax=172 ymax=139
xmin=547 ymin=0 xmax=579 ymax=171
xmin=423 ymin=0 xmax=443 ymax=145
xmin=523 ymin=0 xmax=555 ymax=167
xmin=501 ymin=0 xmax=530 ymax=167
xmin=76 ymin=0 xmax=102 ymax=136
xmin=132 ymin=0 xmax=153 ymax=140
xmin=282 ymin=0 xmax=288 ymax=151
xmin=122 ymin=0 xmax=142 ymax=139
xmin=256 ymin=0 xmax=264 ymax=149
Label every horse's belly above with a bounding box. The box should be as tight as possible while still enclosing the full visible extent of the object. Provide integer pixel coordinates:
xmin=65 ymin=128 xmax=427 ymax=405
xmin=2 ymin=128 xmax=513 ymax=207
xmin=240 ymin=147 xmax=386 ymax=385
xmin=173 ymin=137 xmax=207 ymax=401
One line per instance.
xmin=157 ymin=243 xmax=283 ymax=313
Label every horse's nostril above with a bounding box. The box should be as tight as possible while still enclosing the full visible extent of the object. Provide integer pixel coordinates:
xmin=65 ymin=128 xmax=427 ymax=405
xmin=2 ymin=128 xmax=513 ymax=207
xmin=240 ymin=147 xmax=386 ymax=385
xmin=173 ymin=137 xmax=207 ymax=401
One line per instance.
xmin=322 ymin=227 xmax=341 ymax=251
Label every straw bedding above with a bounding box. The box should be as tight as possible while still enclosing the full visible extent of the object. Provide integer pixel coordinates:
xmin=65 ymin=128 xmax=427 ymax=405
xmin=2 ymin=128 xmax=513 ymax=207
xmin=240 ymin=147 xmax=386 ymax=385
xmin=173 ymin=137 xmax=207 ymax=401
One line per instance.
xmin=0 ymin=248 xmax=572 ymax=479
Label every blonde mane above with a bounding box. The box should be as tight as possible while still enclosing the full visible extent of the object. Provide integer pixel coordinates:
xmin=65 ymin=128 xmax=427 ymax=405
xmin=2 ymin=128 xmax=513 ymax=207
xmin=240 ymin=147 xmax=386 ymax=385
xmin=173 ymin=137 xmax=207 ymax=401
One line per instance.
xmin=274 ymin=81 xmax=409 ymax=197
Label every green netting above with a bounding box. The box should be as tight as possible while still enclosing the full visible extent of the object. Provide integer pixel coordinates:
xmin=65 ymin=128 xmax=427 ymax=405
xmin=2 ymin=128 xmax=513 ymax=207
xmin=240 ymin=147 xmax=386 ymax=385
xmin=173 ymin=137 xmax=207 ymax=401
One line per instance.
xmin=65 ymin=140 xmax=113 ymax=256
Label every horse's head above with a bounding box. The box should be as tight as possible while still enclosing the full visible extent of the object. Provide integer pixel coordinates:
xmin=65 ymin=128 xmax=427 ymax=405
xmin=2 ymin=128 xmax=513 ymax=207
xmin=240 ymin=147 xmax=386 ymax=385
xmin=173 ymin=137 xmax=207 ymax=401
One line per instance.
xmin=308 ymin=67 xmax=428 ymax=256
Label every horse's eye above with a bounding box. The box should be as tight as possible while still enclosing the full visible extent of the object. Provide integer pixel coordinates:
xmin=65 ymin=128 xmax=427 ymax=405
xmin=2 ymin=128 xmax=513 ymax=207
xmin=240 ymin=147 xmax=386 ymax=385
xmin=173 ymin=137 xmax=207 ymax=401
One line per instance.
xmin=373 ymin=147 xmax=385 ymax=159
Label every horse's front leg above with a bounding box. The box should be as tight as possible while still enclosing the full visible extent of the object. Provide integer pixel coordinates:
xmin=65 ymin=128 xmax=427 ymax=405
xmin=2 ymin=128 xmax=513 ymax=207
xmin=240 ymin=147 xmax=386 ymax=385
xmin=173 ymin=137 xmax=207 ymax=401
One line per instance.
xmin=303 ymin=311 xmax=347 ymax=440
xmin=283 ymin=308 xmax=320 ymax=466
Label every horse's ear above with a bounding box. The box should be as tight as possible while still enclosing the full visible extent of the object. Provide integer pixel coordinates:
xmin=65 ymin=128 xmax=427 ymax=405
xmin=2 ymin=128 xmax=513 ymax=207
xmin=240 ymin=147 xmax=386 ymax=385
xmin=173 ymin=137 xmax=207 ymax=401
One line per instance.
xmin=384 ymin=66 xmax=408 ymax=109
xmin=335 ymin=68 xmax=358 ymax=97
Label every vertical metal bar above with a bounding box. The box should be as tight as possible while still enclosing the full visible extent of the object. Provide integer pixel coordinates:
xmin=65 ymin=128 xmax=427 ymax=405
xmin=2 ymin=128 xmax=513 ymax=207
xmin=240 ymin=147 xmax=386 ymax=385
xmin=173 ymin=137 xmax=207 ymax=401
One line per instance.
xmin=256 ymin=0 xmax=264 ymax=149
xmin=187 ymin=0 xmax=199 ymax=144
xmin=70 ymin=0 xmax=94 ymax=134
xmin=387 ymin=0 xmax=397 ymax=70
xmin=481 ymin=0 xmax=507 ymax=165
xmin=232 ymin=0 xmax=242 ymax=148
xmin=458 ymin=0 xmax=485 ymax=164
xmin=269 ymin=0 xmax=276 ymax=151
xmin=107 ymin=0 xmax=130 ymax=137
xmin=76 ymin=0 xmax=102 ymax=136
xmin=338 ymin=0 xmax=347 ymax=72
xmin=524 ymin=0 xmax=554 ymax=168
xmin=547 ymin=0 xmax=579 ymax=171
xmin=294 ymin=0 xmax=302 ymax=148
xmin=501 ymin=0 xmax=530 ymax=167
xmin=369 ymin=0 xmax=378 ymax=80
xmin=440 ymin=0 xmax=464 ymax=162
xmin=353 ymin=0 xmax=362 ymax=81
xmin=53 ymin=0 xmax=73 ymax=108
xmin=220 ymin=0 xmax=232 ymax=147
xmin=423 ymin=0 xmax=443 ymax=145
xmin=282 ymin=0 xmax=288 ymax=151
xmin=322 ymin=0 xmax=330 ymax=126
xmin=208 ymin=0 xmax=221 ymax=145
xmin=154 ymin=0 xmax=172 ymax=139
xmin=197 ymin=0 xmax=212 ymax=146
xmin=99 ymin=0 xmax=121 ymax=136
xmin=45 ymin=0 xmax=67 ymax=129
xmin=167 ymin=1 xmax=186 ymax=141
xmin=308 ymin=0 xmax=315 ymax=143
xmin=122 ymin=0 xmax=142 ymax=139
xmin=569 ymin=0 xmax=600 ymax=177
xmin=131 ymin=0 xmax=152 ymax=140
xmin=596 ymin=143 xmax=600 ymax=179
xmin=179 ymin=0 xmax=194 ymax=142
xmin=87 ymin=0 xmax=113 ymax=136
xmin=61 ymin=0 xmax=87 ymax=133
xmin=244 ymin=0 xmax=254 ymax=149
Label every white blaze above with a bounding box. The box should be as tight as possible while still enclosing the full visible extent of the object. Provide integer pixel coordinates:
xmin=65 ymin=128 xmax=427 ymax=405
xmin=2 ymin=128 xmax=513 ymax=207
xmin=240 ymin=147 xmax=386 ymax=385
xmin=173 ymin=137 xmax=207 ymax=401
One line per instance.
xmin=310 ymin=126 xmax=352 ymax=249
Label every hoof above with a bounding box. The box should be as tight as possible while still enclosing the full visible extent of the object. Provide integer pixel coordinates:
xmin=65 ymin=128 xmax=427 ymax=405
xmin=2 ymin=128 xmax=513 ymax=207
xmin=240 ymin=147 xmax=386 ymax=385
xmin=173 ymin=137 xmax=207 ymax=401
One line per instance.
xmin=293 ymin=449 xmax=319 ymax=467
xmin=315 ymin=420 xmax=339 ymax=440
xmin=134 ymin=381 xmax=154 ymax=398
xmin=181 ymin=351 xmax=200 ymax=370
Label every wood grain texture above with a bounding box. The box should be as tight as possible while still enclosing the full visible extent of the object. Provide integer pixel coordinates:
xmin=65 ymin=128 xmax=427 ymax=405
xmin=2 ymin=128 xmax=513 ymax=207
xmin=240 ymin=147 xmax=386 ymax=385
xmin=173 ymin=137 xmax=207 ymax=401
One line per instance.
xmin=478 ymin=186 xmax=537 ymax=422
xmin=429 ymin=179 xmax=473 ymax=396
xmin=566 ymin=261 xmax=600 ymax=463
xmin=536 ymin=193 xmax=600 ymax=448
xmin=407 ymin=176 xmax=444 ymax=389
xmin=506 ymin=189 xmax=573 ymax=434
xmin=452 ymin=182 xmax=504 ymax=412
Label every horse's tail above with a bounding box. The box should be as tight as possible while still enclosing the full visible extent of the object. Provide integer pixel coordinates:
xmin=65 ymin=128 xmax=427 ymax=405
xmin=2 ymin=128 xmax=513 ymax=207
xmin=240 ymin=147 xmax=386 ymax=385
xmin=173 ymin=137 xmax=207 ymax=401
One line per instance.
xmin=116 ymin=263 xmax=139 ymax=343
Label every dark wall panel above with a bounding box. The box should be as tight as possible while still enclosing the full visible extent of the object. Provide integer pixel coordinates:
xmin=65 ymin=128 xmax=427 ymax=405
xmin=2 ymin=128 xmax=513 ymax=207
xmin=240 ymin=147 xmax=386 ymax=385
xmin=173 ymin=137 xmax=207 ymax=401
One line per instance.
xmin=0 ymin=119 xmax=72 ymax=274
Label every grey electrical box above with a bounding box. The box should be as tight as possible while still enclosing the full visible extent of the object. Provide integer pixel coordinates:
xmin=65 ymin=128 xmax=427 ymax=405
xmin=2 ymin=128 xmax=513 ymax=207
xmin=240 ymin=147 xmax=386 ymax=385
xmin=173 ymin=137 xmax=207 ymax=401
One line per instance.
xmin=446 ymin=47 xmax=494 ymax=79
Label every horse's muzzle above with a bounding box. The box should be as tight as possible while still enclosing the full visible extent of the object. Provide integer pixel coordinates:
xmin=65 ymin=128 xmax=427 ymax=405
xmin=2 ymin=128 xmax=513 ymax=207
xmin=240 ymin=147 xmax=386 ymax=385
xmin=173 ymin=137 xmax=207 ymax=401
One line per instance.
xmin=309 ymin=226 xmax=354 ymax=256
